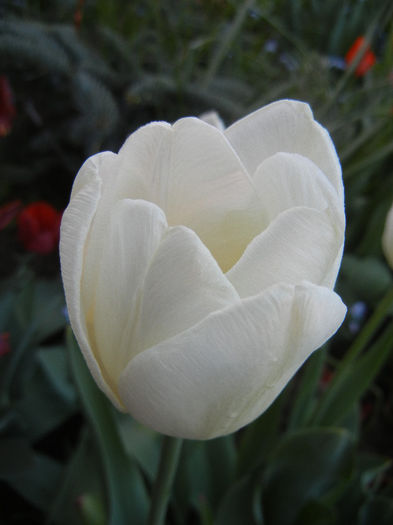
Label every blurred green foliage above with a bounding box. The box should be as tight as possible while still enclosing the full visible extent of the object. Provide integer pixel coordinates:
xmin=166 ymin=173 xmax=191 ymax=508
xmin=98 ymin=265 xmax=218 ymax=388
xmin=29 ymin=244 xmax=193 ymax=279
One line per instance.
xmin=1 ymin=0 xmax=393 ymax=523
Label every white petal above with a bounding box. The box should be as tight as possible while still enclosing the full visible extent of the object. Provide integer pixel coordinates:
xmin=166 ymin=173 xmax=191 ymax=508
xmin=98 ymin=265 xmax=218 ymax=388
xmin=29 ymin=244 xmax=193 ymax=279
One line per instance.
xmin=382 ymin=204 xmax=393 ymax=269
xmin=116 ymin=118 xmax=262 ymax=271
xmin=90 ymin=199 xmax=168 ymax=394
xmin=78 ymin=152 xmax=121 ymax=312
xmin=227 ymin=207 xmax=342 ymax=297
xmin=199 ymin=110 xmax=225 ymax=131
xmin=252 ymin=152 xmax=344 ymax=225
xmin=133 ymin=226 xmax=239 ymax=354
xmin=118 ymin=282 xmax=346 ymax=439
xmin=225 ymin=100 xmax=343 ymax=200
xmin=60 ymin=159 xmax=121 ymax=408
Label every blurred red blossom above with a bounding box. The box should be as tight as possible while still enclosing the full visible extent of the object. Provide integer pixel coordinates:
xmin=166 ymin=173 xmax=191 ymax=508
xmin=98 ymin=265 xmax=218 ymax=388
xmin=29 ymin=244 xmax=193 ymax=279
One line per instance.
xmin=18 ymin=202 xmax=62 ymax=254
xmin=74 ymin=0 xmax=85 ymax=30
xmin=345 ymin=36 xmax=376 ymax=77
xmin=0 ymin=200 xmax=22 ymax=231
xmin=320 ymin=366 xmax=334 ymax=389
xmin=0 ymin=333 xmax=11 ymax=356
xmin=0 ymin=76 xmax=16 ymax=137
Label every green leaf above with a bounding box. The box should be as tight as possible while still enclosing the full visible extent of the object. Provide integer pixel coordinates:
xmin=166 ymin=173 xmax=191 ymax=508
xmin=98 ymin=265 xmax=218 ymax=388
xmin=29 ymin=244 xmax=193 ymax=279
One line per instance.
xmin=0 ymin=437 xmax=34 ymax=478
xmin=0 ymin=279 xmax=67 ymax=407
xmin=287 ymin=348 xmax=326 ymax=430
xmin=334 ymin=453 xmax=392 ymax=525
xmin=67 ymin=329 xmax=149 ymax=525
xmin=215 ymin=473 xmax=263 ymax=525
xmin=174 ymin=440 xmax=211 ymax=519
xmin=205 ymin=435 xmax=236 ymax=508
xmin=47 ymin=428 xmax=107 ymax=525
xmin=174 ymin=437 xmax=236 ymax=520
xmin=15 ymin=345 xmax=77 ymax=440
xmin=37 ymin=345 xmax=76 ymax=403
xmin=358 ymin=496 xmax=393 ymax=525
xmin=116 ymin=412 xmax=160 ymax=481
xmin=0 ymin=287 xmax=15 ymax=332
xmin=294 ymin=500 xmax=335 ymax=525
xmin=262 ymin=428 xmax=354 ymax=525
xmin=314 ymin=322 xmax=393 ymax=426
xmin=7 ymin=453 xmax=63 ymax=511
xmin=340 ymin=256 xmax=392 ymax=305
xmin=237 ymin=388 xmax=287 ymax=476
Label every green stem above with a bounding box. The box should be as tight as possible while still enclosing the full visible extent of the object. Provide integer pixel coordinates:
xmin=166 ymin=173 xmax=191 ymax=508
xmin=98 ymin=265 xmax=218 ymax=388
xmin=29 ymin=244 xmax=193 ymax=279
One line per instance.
xmin=203 ymin=0 xmax=255 ymax=89
xmin=148 ymin=436 xmax=183 ymax=525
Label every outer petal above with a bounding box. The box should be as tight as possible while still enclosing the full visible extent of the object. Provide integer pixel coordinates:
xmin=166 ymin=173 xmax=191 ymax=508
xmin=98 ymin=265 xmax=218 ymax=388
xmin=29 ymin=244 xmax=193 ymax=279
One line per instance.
xmin=382 ymin=203 xmax=393 ymax=269
xmin=133 ymin=225 xmax=239 ymax=354
xmin=225 ymin=100 xmax=343 ymax=200
xmin=118 ymin=282 xmax=346 ymax=439
xmin=115 ymin=118 xmax=262 ymax=271
xmin=90 ymin=199 xmax=168 ymax=394
xmin=60 ymin=154 xmax=121 ymax=408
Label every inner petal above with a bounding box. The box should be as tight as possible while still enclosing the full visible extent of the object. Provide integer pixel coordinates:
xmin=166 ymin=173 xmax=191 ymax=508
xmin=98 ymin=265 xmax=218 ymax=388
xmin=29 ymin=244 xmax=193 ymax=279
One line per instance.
xmin=115 ymin=118 xmax=264 ymax=271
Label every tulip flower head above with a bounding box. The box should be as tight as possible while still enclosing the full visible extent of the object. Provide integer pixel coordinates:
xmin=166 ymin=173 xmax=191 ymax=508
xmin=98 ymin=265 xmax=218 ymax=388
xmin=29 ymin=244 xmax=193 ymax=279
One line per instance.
xmin=382 ymin=203 xmax=393 ymax=269
xmin=60 ymin=100 xmax=346 ymax=439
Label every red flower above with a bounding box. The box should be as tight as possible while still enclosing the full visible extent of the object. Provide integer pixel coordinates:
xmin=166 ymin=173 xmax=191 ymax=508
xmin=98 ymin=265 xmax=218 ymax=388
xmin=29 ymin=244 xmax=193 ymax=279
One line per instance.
xmin=74 ymin=0 xmax=85 ymax=30
xmin=0 ymin=76 xmax=16 ymax=137
xmin=345 ymin=36 xmax=376 ymax=77
xmin=0 ymin=333 xmax=11 ymax=356
xmin=0 ymin=200 xmax=22 ymax=230
xmin=18 ymin=202 xmax=62 ymax=254
xmin=320 ymin=366 xmax=334 ymax=389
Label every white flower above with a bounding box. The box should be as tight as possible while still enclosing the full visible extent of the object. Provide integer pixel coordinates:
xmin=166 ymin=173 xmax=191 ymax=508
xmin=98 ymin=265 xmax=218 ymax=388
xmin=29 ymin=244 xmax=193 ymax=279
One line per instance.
xmin=382 ymin=203 xmax=393 ymax=269
xmin=60 ymin=100 xmax=346 ymax=440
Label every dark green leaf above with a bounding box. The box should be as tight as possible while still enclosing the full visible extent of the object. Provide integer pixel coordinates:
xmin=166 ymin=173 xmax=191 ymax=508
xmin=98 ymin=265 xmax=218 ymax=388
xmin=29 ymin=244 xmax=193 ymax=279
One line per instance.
xmin=67 ymin=330 xmax=149 ymax=525
xmin=205 ymin=435 xmax=236 ymax=507
xmin=0 ymin=437 xmax=33 ymax=478
xmin=294 ymin=500 xmax=335 ymax=525
xmin=314 ymin=323 xmax=393 ymax=426
xmin=262 ymin=428 xmax=354 ymax=525
xmin=237 ymin=388 xmax=287 ymax=476
xmin=47 ymin=429 xmax=107 ymax=525
xmin=15 ymin=345 xmax=76 ymax=440
xmin=358 ymin=496 xmax=393 ymax=525
xmin=340 ymin=256 xmax=392 ymax=305
xmin=288 ymin=348 xmax=326 ymax=430
xmin=7 ymin=453 xmax=63 ymax=511
xmin=215 ymin=473 xmax=263 ymax=525
xmin=116 ymin=413 xmax=160 ymax=481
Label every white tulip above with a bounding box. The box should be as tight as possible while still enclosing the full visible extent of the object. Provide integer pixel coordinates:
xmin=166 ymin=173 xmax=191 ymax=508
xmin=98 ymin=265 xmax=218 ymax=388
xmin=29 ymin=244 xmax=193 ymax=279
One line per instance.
xmin=382 ymin=203 xmax=393 ymax=269
xmin=60 ymin=100 xmax=346 ymax=440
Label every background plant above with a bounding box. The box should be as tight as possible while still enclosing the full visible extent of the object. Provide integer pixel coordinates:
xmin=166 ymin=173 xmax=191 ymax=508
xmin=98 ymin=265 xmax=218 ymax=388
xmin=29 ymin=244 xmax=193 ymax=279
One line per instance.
xmin=1 ymin=1 xmax=393 ymax=523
